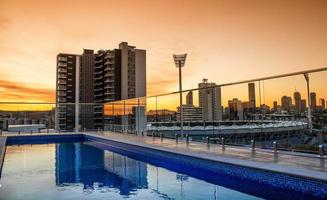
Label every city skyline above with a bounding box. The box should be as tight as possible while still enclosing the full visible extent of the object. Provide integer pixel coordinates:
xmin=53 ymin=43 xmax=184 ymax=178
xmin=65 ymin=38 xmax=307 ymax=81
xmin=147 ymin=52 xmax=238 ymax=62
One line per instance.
xmin=0 ymin=0 xmax=327 ymax=108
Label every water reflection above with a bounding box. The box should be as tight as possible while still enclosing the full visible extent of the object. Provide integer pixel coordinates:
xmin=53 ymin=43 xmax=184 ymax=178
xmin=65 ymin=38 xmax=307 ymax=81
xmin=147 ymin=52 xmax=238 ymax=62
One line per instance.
xmin=54 ymin=142 xmax=253 ymax=200
xmin=55 ymin=143 xmax=147 ymax=196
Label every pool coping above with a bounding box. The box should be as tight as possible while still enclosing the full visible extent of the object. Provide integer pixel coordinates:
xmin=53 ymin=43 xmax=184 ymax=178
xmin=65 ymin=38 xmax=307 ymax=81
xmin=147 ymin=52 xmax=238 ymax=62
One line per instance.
xmin=83 ymin=133 xmax=327 ymax=182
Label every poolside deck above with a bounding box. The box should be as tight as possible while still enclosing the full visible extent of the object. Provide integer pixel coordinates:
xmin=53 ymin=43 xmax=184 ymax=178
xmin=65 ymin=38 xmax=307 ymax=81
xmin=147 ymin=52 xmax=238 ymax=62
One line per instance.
xmin=84 ymin=131 xmax=327 ymax=181
xmin=2 ymin=131 xmax=326 ymax=181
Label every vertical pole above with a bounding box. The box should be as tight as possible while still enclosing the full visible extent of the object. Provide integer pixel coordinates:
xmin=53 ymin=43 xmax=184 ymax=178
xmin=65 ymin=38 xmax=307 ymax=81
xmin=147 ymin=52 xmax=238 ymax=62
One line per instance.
xmin=123 ymin=101 xmax=126 ymax=133
xmin=156 ymin=96 xmax=158 ymax=136
xmin=179 ymin=61 xmax=183 ymax=138
xmin=137 ymin=98 xmax=140 ymax=136
xmin=304 ymin=73 xmax=312 ymax=133
xmin=75 ymin=56 xmax=80 ymax=132
xmin=112 ymin=103 xmax=115 ymax=132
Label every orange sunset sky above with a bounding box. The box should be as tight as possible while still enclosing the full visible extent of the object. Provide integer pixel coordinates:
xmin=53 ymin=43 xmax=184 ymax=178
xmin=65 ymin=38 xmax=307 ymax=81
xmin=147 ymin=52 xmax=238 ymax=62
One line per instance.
xmin=0 ymin=0 xmax=326 ymax=110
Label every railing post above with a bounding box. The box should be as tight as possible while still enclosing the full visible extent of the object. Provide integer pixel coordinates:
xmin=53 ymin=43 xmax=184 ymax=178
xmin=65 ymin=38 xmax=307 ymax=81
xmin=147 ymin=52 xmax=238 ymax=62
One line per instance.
xmin=186 ymin=134 xmax=189 ymax=144
xmin=221 ymin=137 xmax=225 ymax=150
xmin=319 ymin=144 xmax=324 ymax=157
xmin=160 ymin=132 xmax=163 ymax=141
xmin=273 ymin=141 xmax=278 ymax=154
xmin=206 ymin=136 xmax=210 ymax=145
xmin=251 ymin=139 xmax=255 ymax=151
xmin=175 ymin=133 xmax=178 ymax=143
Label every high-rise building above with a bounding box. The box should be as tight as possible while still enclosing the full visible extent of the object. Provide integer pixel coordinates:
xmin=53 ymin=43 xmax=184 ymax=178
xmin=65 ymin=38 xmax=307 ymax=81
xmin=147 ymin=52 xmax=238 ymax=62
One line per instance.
xmin=119 ymin=42 xmax=146 ymax=100
xmin=228 ymin=98 xmax=243 ymax=120
xmin=56 ymin=54 xmax=80 ymax=131
xmin=198 ymin=79 xmax=222 ymax=121
xmin=80 ymin=49 xmax=95 ymax=130
xmin=300 ymin=99 xmax=306 ymax=113
xmin=55 ymin=42 xmax=146 ymax=131
xmin=177 ymin=90 xmax=202 ymax=122
xmin=310 ymin=92 xmax=317 ymax=111
xmin=248 ymin=83 xmax=256 ymax=111
xmin=186 ymin=91 xmax=193 ymax=105
xmin=320 ymin=98 xmax=325 ymax=110
xmin=293 ymin=91 xmax=301 ymax=114
xmin=281 ymin=96 xmax=292 ymax=112
xmin=273 ymin=101 xmax=278 ymax=112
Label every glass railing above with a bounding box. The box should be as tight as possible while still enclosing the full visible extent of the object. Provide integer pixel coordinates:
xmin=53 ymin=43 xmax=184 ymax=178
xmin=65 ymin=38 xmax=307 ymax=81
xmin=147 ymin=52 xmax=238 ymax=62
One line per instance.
xmin=0 ymin=69 xmax=326 ymax=155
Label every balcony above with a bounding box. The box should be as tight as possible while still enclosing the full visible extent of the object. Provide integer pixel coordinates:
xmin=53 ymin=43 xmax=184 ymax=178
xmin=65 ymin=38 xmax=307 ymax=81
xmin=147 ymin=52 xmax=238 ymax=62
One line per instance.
xmin=57 ymin=85 xmax=66 ymax=90
xmin=58 ymin=80 xmax=67 ymax=85
xmin=104 ymin=78 xmax=114 ymax=83
xmin=58 ymin=68 xmax=67 ymax=73
xmin=58 ymin=91 xmax=66 ymax=97
xmin=104 ymin=72 xmax=114 ymax=77
xmin=58 ymin=62 xmax=67 ymax=67
xmin=104 ymin=67 xmax=114 ymax=72
xmin=58 ymin=57 xmax=67 ymax=62
xmin=95 ymin=58 xmax=103 ymax=64
xmin=58 ymin=74 xmax=67 ymax=79
xmin=57 ymin=97 xmax=66 ymax=102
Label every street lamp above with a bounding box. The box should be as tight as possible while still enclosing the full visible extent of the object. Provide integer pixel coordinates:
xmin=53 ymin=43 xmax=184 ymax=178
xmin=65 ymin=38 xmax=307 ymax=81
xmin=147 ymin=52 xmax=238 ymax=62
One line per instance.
xmin=173 ymin=54 xmax=187 ymax=138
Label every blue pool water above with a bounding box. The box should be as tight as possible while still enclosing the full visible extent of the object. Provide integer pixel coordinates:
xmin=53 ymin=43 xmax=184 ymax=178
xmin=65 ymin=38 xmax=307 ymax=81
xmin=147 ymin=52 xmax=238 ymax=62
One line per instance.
xmin=0 ymin=139 xmax=325 ymax=200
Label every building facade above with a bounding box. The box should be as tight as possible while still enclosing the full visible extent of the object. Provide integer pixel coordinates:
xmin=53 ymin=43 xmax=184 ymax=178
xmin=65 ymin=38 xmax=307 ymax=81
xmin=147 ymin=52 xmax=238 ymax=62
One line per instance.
xmin=198 ymin=79 xmax=222 ymax=121
xmin=248 ymin=82 xmax=256 ymax=112
xmin=293 ymin=91 xmax=301 ymax=114
xmin=55 ymin=42 xmax=146 ymax=131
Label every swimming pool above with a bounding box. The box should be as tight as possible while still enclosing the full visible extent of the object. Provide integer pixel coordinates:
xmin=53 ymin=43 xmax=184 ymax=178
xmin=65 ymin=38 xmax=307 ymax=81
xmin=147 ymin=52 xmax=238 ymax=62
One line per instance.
xmin=0 ymin=137 xmax=326 ymax=200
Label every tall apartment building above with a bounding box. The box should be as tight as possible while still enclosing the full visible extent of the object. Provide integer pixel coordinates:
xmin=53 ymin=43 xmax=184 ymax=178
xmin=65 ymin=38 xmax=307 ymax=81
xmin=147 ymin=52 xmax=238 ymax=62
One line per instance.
xmin=293 ymin=91 xmax=301 ymax=114
xmin=56 ymin=54 xmax=80 ymax=131
xmin=228 ymin=98 xmax=244 ymax=120
xmin=310 ymin=92 xmax=317 ymax=112
xmin=186 ymin=91 xmax=193 ymax=105
xmin=301 ymin=99 xmax=307 ymax=113
xmin=177 ymin=91 xmax=203 ymax=122
xmin=55 ymin=42 xmax=146 ymax=131
xmin=281 ymin=96 xmax=292 ymax=112
xmin=320 ymin=98 xmax=326 ymax=110
xmin=248 ymin=83 xmax=256 ymax=112
xmin=198 ymin=79 xmax=222 ymax=121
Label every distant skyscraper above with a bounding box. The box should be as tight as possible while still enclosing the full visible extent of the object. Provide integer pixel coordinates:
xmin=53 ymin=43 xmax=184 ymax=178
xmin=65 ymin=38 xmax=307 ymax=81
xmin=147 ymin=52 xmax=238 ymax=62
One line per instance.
xmin=320 ymin=98 xmax=325 ymax=110
xmin=281 ymin=96 xmax=292 ymax=112
xmin=186 ymin=91 xmax=193 ymax=105
xmin=293 ymin=91 xmax=301 ymax=114
xmin=310 ymin=92 xmax=317 ymax=111
xmin=248 ymin=83 xmax=256 ymax=111
xmin=198 ymin=79 xmax=222 ymax=121
xmin=273 ymin=101 xmax=278 ymax=111
xmin=55 ymin=42 xmax=146 ymax=131
xmin=177 ymin=90 xmax=202 ymax=122
xmin=228 ymin=98 xmax=243 ymax=120
xmin=301 ymin=99 xmax=307 ymax=113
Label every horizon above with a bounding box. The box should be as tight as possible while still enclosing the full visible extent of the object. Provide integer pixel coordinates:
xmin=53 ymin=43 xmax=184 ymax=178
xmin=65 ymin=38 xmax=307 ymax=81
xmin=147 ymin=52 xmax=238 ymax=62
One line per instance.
xmin=0 ymin=0 xmax=327 ymax=110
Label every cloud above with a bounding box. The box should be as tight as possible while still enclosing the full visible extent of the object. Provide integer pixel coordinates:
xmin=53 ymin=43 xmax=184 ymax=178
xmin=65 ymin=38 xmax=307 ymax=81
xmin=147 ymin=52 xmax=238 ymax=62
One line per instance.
xmin=0 ymin=79 xmax=55 ymax=102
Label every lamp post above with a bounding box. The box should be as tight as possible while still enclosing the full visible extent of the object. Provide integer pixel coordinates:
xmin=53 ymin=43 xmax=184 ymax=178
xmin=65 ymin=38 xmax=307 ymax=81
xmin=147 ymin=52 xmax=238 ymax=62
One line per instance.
xmin=173 ymin=54 xmax=187 ymax=138
xmin=304 ymin=73 xmax=312 ymax=133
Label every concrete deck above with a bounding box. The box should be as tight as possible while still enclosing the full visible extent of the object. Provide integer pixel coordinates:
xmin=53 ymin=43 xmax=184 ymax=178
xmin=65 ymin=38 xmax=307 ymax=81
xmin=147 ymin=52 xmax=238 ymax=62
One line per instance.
xmin=85 ymin=131 xmax=327 ymax=182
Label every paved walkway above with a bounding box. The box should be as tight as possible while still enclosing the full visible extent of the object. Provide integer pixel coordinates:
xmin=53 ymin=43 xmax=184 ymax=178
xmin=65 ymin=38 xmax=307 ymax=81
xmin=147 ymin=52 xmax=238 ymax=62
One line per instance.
xmin=85 ymin=131 xmax=327 ymax=181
